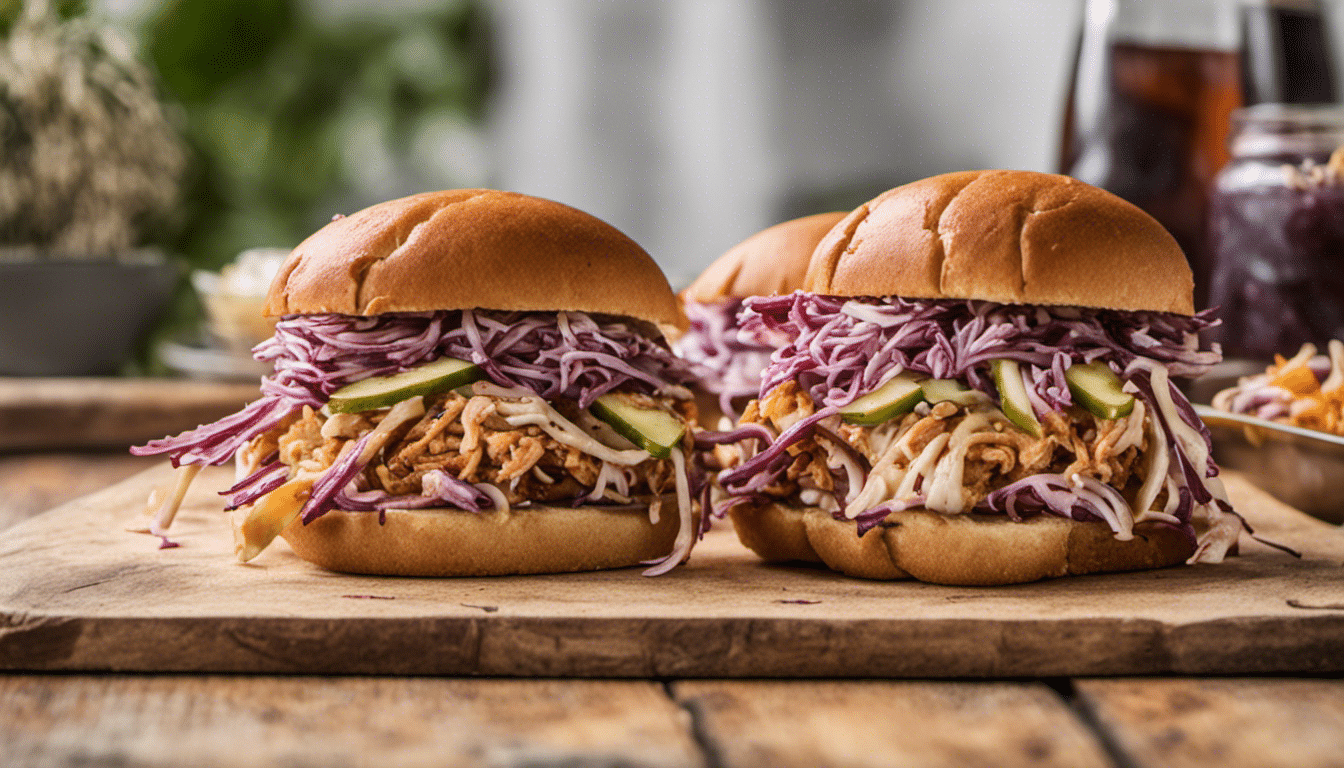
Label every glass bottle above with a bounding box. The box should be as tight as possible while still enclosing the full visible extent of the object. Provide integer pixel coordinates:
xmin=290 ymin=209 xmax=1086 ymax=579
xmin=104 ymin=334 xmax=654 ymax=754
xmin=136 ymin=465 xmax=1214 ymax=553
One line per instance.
xmin=1058 ymin=0 xmax=1242 ymax=308
xmin=1240 ymin=0 xmax=1337 ymax=105
xmin=1206 ymin=105 xmax=1344 ymax=361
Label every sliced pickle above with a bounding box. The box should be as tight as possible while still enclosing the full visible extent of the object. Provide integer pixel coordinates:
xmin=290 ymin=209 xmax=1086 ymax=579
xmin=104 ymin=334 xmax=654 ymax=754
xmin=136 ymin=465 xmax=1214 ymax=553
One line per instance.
xmin=991 ymin=359 xmax=1043 ymax=437
xmin=919 ymin=378 xmax=989 ymax=407
xmin=327 ymin=357 xmax=483 ymax=413
xmin=1065 ymin=362 xmax=1135 ymax=420
xmin=591 ymin=394 xmax=686 ymax=459
xmin=840 ymin=373 xmax=925 ymax=426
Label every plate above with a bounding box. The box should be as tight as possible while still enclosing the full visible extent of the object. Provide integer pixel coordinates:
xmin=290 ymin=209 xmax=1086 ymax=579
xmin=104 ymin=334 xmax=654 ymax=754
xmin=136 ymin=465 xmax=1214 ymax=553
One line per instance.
xmin=1196 ymin=404 xmax=1344 ymax=524
xmin=158 ymin=339 xmax=269 ymax=381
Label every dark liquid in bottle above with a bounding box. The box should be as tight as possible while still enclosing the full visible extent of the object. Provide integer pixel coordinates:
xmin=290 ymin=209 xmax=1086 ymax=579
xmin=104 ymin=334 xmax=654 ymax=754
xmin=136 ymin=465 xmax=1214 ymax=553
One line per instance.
xmin=1208 ymin=170 xmax=1344 ymax=359
xmin=1241 ymin=3 xmax=1337 ymax=104
xmin=1059 ymin=42 xmax=1241 ymax=308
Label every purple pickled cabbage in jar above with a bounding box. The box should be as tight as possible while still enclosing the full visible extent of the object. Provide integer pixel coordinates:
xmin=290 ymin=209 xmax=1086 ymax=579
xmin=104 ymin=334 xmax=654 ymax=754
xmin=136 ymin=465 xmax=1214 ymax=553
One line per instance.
xmin=1207 ymin=104 xmax=1344 ymax=360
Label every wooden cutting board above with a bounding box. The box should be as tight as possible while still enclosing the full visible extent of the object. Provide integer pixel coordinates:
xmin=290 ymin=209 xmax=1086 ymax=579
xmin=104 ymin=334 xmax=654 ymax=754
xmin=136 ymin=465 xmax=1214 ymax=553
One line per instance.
xmin=1 ymin=464 xmax=1341 ymax=678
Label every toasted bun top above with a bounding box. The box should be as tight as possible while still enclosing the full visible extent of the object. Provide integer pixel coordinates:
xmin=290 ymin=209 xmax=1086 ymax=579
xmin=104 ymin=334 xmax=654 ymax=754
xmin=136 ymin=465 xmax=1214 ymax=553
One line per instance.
xmin=805 ymin=170 xmax=1195 ymax=315
xmin=683 ymin=212 xmax=848 ymax=303
xmin=265 ymin=189 xmax=686 ymax=331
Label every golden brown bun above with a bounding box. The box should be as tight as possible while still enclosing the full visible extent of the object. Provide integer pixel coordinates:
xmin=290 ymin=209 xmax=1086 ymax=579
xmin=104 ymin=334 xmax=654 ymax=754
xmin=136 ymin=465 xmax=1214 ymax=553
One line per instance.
xmin=683 ymin=212 xmax=848 ymax=302
xmin=281 ymin=496 xmax=689 ymax=577
xmin=806 ymin=170 xmax=1195 ymax=315
xmin=265 ymin=189 xmax=686 ymax=331
xmin=729 ymin=501 xmax=1196 ymax=586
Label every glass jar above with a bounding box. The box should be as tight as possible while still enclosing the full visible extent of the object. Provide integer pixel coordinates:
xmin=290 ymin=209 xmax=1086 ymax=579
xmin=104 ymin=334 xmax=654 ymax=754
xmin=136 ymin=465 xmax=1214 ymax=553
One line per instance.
xmin=1206 ymin=104 xmax=1344 ymax=360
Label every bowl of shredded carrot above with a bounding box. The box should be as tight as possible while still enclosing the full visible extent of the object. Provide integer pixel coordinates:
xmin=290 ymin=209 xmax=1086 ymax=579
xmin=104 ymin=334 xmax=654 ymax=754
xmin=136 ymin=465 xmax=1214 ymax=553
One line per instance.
xmin=1202 ymin=342 xmax=1344 ymax=522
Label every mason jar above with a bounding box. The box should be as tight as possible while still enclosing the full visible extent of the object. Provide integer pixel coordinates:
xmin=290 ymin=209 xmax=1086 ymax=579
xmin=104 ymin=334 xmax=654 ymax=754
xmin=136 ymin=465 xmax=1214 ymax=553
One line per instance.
xmin=1206 ymin=104 xmax=1344 ymax=361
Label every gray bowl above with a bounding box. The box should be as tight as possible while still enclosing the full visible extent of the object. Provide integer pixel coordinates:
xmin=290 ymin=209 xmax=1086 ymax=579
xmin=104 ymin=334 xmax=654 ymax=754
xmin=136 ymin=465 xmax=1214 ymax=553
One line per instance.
xmin=0 ymin=254 xmax=181 ymax=376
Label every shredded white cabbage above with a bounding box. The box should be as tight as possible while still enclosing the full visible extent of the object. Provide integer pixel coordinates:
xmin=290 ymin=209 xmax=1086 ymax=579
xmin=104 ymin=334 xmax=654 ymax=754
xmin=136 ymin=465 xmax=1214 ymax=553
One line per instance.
xmin=642 ymin=448 xmax=694 ymax=577
xmin=923 ymin=412 xmax=995 ymax=514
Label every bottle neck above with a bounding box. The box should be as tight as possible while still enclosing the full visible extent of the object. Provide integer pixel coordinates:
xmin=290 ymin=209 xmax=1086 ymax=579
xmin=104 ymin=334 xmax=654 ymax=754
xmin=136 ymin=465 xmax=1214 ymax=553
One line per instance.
xmin=1084 ymin=0 xmax=1238 ymax=50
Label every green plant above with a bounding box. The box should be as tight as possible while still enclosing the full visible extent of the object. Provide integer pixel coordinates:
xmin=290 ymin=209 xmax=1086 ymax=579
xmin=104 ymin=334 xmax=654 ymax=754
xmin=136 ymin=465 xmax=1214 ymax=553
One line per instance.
xmin=142 ymin=0 xmax=493 ymax=271
xmin=0 ymin=0 xmax=186 ymax=255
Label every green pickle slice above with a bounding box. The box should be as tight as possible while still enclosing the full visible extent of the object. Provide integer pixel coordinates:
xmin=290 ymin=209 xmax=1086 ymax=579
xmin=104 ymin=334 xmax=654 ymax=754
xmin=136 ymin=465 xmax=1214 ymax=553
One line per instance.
xmin=1065 ymin=362 xmax=1135 ymax=420
xmin=991 ymin=359 xmax=1043 ymax=437
xmin=327 ymin=357 xmax=484 ymax=413
xmin=919 ymin=378 xmax=988 ymax=407
xmin=590 ymin=394 xmax=685 ymax=459
xmin=840 ymin=373 xmax=926 ymax=426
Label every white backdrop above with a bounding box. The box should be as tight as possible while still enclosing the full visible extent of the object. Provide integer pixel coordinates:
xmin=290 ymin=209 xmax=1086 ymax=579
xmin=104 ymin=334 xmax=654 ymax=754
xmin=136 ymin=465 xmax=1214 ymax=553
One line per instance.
xmin=487 ymin=0 xmax=1081 ymax=288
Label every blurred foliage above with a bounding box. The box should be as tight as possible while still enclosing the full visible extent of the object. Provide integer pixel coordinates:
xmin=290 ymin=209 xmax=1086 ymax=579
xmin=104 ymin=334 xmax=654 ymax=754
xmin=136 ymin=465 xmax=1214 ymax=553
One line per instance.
xmin=0 ymin=1 xmax=186 ymax=255
xmin=131 ymin=0 xmax=490 ymax=373
xmin=0 ymin=0 xmax=491 ymax=374
xmin=0 ymin=0 xmax=86 ymax=37
xmin=142 ymin=0 xmax=494 ymax=272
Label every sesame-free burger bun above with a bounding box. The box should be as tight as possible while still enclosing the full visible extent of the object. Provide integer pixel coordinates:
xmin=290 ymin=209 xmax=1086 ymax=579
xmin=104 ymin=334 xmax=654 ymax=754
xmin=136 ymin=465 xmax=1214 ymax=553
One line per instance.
xmin=683 ymin=211 xmax=848 ymax=303
xmin=806 ymin=170 xmax=1195 ymax=315
xmin=280 ymin=495 xmax=692 ymax=577
xmin=265 ymin=189 xmax=686 ymax=332
xmin=729 ymin=502 xmax=1196 ymax=586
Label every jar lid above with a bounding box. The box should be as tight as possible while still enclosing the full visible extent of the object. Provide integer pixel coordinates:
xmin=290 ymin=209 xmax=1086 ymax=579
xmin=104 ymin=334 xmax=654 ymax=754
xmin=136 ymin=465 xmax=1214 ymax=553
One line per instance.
xmin=1231 ymin=103 xmax=1344 ymax=156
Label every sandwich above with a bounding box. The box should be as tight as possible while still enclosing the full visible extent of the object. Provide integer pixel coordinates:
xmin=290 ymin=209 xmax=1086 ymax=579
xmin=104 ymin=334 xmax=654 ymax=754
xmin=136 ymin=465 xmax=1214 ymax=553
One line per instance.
xmin=716 ymin=170 xmax=1245 ymax=585
xmin=675 ymin=212 xmax=846 ymax=425
xmin=132 ymin=189 xmax=702 ymax=576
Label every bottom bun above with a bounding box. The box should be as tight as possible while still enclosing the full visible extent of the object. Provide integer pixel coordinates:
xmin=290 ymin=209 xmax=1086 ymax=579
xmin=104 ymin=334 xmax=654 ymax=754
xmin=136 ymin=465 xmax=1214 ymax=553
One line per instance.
xmin=281 ymin=496 xmax=687 ymax=577
xmin=729 ymin=502 xmax=1197 ymax=586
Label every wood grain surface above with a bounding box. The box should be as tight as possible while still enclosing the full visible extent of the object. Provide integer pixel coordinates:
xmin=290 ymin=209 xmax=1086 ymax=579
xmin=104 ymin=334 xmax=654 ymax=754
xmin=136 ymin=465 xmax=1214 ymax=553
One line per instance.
xmin=1076 ymin=678 xmax=1344 ymax=768
xmin=7 ymin=674 xmax=1340 ymax=768
xmin=0 ymin=464 xmax=1341 ymax=677
xmin=0 ymin=452 xmax=158 ymax=532
xmin=0 ymin=377 xmax=259 ymax=450
xmin=674 ymin=680 xmax=1115 ymax=768
xmin=0 ymin=676 xmax=706 ymax=768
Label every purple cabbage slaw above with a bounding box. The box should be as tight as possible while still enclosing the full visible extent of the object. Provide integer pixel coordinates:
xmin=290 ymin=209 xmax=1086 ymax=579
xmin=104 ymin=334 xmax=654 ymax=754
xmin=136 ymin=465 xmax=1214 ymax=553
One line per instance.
xmin=134 ymin=309 xmax=696 ymax=517
xmin=718 ymin=292 xmax=1227 ymax=545
xmin=745 ymin=292 xmax=1220 ymax=410
xmin=674 ymin=298 xmax=781 ymax=419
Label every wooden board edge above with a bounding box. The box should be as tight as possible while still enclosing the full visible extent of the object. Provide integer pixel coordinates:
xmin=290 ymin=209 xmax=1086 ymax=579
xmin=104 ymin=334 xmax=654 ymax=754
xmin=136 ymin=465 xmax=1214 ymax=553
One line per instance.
xmin=3 ymin=613 xmax=1342 ymax=677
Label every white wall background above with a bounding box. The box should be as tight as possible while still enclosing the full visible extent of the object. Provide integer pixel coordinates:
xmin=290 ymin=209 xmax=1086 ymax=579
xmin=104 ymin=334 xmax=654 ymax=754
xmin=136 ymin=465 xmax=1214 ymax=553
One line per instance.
xmin=487 ymin=0 xmax=1081 ymax=288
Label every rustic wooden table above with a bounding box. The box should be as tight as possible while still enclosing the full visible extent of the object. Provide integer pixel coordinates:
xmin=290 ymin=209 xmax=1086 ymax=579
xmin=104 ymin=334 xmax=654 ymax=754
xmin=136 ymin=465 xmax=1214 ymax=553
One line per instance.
xmin=1 ymin=379 xmax=1342 ymax=768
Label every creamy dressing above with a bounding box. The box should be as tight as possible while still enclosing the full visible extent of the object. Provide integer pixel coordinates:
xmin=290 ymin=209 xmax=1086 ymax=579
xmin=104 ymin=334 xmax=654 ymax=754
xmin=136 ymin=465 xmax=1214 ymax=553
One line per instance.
xmin=1112 ymin=399 xmax=1147 ymax=456
xmin=923 ymin=412 xmax=995 ymax=514
xmin=496 ymin=402 xmax=649 ymax=466
xmin=642 ymin=448 xmax=695 ymax=577
xmin=844 ymin=427 xmax=910 ymax=519
xmin=1131 ymin=388 xmax=1170 ymax=519
xmin=145 ymin=463 xmax=204 ymax=537
xmin=894 ymin=432 xmax=950 ymax=501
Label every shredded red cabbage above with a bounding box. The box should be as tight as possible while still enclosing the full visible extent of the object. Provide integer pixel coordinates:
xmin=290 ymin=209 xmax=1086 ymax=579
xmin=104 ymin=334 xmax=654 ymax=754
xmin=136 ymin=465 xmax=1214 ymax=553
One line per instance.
xmin=675 ymin=298 xmax=781 ymax=419
xmin=134 ymin=309 xmax=693 ymax=468
xmin=332 ymin=470 xmax=491 ymax=522
xmin=224 ymin=460 xmax=287 ymax=510
xmin=744 ymin=292 xmax=1220 ymax=410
